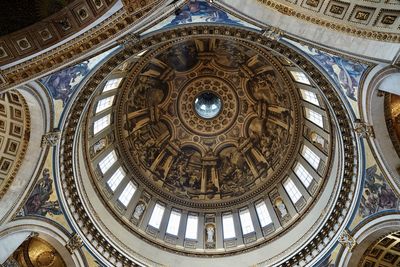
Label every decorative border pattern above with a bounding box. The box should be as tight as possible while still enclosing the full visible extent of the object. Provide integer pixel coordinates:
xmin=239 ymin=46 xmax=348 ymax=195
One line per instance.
xmin=256 ymin=0 xmax=400 ymax=42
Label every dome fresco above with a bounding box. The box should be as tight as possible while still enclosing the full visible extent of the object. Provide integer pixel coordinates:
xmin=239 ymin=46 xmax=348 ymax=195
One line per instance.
xmin=115 ymin=37 xmax=303 ymax=206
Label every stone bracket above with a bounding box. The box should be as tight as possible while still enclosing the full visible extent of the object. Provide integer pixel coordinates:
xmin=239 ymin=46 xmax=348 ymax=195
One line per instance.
xmin=41 ymin=130 xmax=61 ymax=147
xmin=354 ymin=119 xmax=375 ymax=138
xmin=262 ymin=26 xmax=283 ymax=41
xmin=338 ymin=229 xmax=356 ymax=251
xmin=65 ymin=233 xmax=83 ymax=254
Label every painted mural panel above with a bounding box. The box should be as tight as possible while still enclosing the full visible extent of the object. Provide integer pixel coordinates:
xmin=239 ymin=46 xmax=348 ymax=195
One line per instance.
xmin=40 ymin=48 xmax=116 ymax=107
xmin=286 ymin=39 xmax=368 ymax=116
xmin=142 ymin=0 xmax=260 ymax=35
xmin=22 ymin=168 xmax=62 ymax=217
xmin=359 ymin=164 xmax=399 ymax=217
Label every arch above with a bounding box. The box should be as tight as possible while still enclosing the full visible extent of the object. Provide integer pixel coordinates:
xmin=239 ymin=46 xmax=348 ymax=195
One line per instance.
xmin=0 ymin=82 xmax=52 ymax=223
xmin=0 ymin=217 xmax=87 ymax=267
xmin=336 ymin=212 xmax=400 ymax=266
xmin=360 ymin=66 xmax=400 ymax=195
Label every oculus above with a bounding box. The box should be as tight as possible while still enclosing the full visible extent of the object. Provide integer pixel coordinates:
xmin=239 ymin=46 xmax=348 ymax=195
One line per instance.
xmin=194 ymin=92 xmax=222 ymax=119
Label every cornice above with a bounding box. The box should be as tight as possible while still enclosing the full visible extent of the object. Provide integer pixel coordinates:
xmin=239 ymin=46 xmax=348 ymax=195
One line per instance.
xmin=256 ymin=0 xmax=400 ymax=43
xmin=0 ymin=0 xmax=164 ymax=92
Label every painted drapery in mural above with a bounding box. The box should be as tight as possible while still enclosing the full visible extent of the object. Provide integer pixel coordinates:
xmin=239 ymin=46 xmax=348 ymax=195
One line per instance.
xmin=40 ymin=48 xmax=116 ymax=106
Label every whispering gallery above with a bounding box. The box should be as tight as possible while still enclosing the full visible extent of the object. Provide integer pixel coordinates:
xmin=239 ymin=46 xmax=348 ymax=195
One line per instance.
xmin=0 ymin=0 xmax=400 ymax=267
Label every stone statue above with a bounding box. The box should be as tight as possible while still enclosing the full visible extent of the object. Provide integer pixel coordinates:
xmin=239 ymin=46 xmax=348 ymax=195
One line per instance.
xmin=133 ymin=203 xmax=145 ymax=220
xmin=275 ymin=199 xmax=288 ymax=217
xmin=206 ymin=225 xmax=215 ymax=243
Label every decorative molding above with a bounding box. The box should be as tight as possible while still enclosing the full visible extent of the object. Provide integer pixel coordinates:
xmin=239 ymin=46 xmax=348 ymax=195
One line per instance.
xmin=41 ymin=131 xmax=61 ymax=147
xmin=262 ymin=26 xmax=283 ymax=41
xmin=354 ymin=119 xmax=375 ymax=138
xmin=338 ymin=229 xmax=356 ymax=251
xmin=0 ymin=0 xmax=163 ymax=92
xmin=65 ymin=233 xmax=83 ymax=254
xmin=256 ymin=0 xmax=400 ymax=42
xmin=0 ymin=0 xmax=118 ymax=66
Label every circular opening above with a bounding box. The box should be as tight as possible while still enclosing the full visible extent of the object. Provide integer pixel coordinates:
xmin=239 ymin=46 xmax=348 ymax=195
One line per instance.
xmin=194 ymin=92 xmax=222 ymax=119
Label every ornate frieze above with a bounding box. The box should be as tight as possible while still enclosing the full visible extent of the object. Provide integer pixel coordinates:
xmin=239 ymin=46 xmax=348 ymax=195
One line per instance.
xmin=256 ymin=0 xmax=400 ymax=42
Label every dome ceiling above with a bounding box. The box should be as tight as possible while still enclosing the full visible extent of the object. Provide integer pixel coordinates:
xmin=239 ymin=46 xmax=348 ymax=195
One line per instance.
xmin=57 ymin=25 xmax=360 ymax=266
xmin=115 ymin=37 xmax=302 ymax=208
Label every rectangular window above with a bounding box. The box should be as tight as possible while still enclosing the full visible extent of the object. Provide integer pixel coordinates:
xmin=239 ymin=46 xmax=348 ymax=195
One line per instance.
xmin=185 ymin=214 xmax=198 ymax=239
xmin=148 ymin=204 xmax=165 ymax=229
xmin=96 ymin=96 xmax=115 ymax=113
xmin=103 ymin=78 xmax=123 ymax=92
xmin=255 ymin=202 xmax=272 ymax=227
xmin=239 ymin=209 xmax=255 ymax=235
xmin=93 ymin=114 xmax=111 ymax=134
xmin=99 ymin=150 xmax=117 ymax=174
xmin=284 ymin=178 xmax=302 ymax=203
xmin=290 ymin=71 xmax=311 ymax=85
xmin=222 ymin=214 xmax=236 ymax=239
xmin=294 ymin=163 xmax=313 ymax=188
xmin=166 ymin=210 xmax=181 ymax=236
xmin=107 ymin=167 xmax=124 ymax=191
xmin=283 ymin=178 xmax=302 ymax=203
xmin=118 ymin=182 xmax=136 ymax=207
xmin=302 ymin=145 xmax=321 ymax=170
xmin=300 ymin=89 xmax=319 ymax=106
xmin=305 ymin=108 xmax=323 ymax=128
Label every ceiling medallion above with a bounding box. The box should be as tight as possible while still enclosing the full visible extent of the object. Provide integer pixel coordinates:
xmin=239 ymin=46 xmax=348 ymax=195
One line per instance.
xmin=118 ymin=37 xmax=301 ymax=206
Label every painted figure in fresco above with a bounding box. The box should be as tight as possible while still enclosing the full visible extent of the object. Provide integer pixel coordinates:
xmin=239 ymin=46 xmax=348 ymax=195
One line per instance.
xmin=306 ymin=47 xmax=366 ymax=101
xmin=359 ymin=165 xmax=399 ymax=217
xmin=168 ymin=0 xmax=240 ymax=26
xmin=24 ymin=169 xmax=62 ymax=217
xmin=41 ymin=61 xmax=90 ymax=106
xmin=218 ymin=147 xmax=253 ymax=197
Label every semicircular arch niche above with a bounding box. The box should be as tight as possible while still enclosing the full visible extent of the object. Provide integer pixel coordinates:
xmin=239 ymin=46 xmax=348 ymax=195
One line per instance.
xmin=56 ymin=24 xmax=361 ymax=267
xmin=0 ymin=90 xmax=30 ymax=198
